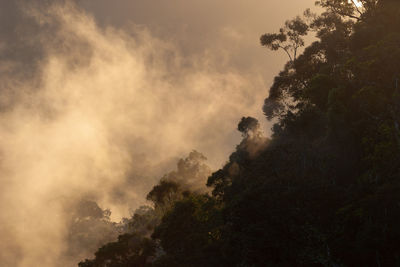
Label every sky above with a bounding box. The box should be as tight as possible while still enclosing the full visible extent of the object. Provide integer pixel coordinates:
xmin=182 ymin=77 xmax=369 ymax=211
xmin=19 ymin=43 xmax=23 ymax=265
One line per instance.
xmin=0 ymin=0 xmax=315 ymax=266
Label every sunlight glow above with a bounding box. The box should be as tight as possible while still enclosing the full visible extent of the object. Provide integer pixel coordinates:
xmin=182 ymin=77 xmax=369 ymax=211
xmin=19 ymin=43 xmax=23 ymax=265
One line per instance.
xmin=351 ymin=0 xmax=363 ymax=8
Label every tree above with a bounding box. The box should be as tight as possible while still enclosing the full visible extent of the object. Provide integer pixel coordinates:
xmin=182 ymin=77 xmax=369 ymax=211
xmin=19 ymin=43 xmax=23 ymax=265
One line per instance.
xmin=152 ymin=194 xmax=224 ymax=267
xmin=80 ymin=1 xmax=400 ymax=266
xmin=262 ymin=8 xmax=353 ymax=122
xmin=78 ymin=152 xmax=212 ymax=266
xmin=260 ymin=15 xmax=309 ymax=62
xmin=64 ymin=200 xmax=119 ymax=265
xmin=237 ymin=116 xmax=260 ymax=137
xmin=316 ymin=0 xmax=379 ymax=21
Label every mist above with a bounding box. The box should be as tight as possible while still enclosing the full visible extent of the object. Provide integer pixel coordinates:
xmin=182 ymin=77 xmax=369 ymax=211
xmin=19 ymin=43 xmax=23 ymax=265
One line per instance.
xmin=0 ymin=0 xmax=314 ymax=266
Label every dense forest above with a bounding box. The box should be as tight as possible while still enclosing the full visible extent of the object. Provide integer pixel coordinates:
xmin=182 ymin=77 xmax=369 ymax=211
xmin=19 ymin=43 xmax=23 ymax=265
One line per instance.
xmin=78 ymin=0 xmax=400 ymax=266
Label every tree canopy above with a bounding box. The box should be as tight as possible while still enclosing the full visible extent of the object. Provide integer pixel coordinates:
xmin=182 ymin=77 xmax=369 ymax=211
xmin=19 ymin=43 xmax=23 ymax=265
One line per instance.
xmin=78 ymin=0 xmax=400 ymax=266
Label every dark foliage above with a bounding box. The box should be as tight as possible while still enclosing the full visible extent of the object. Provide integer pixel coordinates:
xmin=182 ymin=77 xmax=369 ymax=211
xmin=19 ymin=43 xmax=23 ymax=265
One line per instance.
xmin=79 ymin=1 xmax=400 ymax=266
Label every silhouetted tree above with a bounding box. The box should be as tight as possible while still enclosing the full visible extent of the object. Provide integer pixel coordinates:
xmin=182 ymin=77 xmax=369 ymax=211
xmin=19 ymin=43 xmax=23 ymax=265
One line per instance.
xmin=79 ymin=1 xmax=400 ymax=266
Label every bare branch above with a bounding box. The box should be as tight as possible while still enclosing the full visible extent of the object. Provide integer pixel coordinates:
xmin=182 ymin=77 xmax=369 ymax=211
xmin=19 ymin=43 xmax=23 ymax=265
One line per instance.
xmin=331 ymin=5 xmax=361 ymax=21
xmin=350 ymin=0 xmax=363 ymax=16
xmin=278 ymin=45 xmax=294 ymax=62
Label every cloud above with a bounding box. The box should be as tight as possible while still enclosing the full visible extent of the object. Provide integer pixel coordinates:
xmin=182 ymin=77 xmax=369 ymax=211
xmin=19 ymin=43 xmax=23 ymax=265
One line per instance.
xmin=0 ymin=0 xmax=315 ymax=266
xmin=0 ymin=2 xmax=262 ymax=266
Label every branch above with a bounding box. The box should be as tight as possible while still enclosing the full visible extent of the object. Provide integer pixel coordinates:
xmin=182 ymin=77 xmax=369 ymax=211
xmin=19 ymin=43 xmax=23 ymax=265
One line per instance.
xmin=278 ymin=45 xmax=293 ymax=62
xmin=294 ymin=43 xmax=299 ymax=61
xmin=331 ymin=6 xmax=361 ymax=21
xmin=350 ymin=0 xmax=363 ymax=16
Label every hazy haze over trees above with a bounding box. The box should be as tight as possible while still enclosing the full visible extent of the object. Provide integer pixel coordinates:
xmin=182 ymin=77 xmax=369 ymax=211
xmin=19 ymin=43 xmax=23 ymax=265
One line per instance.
xmin=0 ymin=1 xmax=314 ymax=265
xmin=3 ymin=0 xmax=400 ymax=266
xmin=79 ymin=0 xmax=400 ymax=266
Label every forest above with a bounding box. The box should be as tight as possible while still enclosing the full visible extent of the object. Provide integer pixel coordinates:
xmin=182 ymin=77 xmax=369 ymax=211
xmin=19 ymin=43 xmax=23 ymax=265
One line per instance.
xmin=77 ymin=0 xmax=400 ymax=266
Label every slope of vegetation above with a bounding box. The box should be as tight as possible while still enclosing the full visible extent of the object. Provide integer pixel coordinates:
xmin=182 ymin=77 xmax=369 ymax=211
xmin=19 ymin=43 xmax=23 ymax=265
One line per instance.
xmin=79 ymin=0 xmax=400 ymax=266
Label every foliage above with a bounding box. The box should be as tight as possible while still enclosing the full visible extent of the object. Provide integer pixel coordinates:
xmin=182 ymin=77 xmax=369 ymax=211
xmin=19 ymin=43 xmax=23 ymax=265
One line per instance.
xmin=79 ymin=0 xmax=400 ymax=266
xmin=260 ymin=15 xmax=309 ymax=62
xmin=65 ymin=200 xmax=120 ymax=264
xmin=78 ymin=151 xmax=212 ymax=266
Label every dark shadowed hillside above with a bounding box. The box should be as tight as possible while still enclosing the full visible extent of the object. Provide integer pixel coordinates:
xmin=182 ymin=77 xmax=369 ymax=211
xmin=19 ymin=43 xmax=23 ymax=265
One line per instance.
xmin=79 ymin=1 xmax=400 ymax=266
